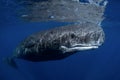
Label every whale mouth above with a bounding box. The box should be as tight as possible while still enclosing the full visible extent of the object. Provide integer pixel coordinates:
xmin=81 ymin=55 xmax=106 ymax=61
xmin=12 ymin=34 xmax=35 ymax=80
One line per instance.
xmin=71 ymin=43 xmax=99 ymax=51
xmin=60 ymin=45 xmax=98 ymax=53
xmin=60 ymin=44 xmax=99 ymax=53
xmin=72 ymin=43 xmax=99 ymax=47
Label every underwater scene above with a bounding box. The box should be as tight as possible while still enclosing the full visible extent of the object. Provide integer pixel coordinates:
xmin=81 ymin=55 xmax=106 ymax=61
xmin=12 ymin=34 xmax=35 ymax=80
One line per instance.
xmin=0 ymin=0 xmax=120 ymax=80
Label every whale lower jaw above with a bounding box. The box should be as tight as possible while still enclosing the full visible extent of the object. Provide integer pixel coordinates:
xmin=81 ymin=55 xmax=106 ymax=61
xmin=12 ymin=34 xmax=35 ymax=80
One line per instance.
xmin=60 ymin=44 xmax=99 ymax=53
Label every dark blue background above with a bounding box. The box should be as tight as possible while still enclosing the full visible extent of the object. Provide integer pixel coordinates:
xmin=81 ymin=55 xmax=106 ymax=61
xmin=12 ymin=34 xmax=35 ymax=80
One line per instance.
xmin=0 ymin=0 xmax=120 ymax=80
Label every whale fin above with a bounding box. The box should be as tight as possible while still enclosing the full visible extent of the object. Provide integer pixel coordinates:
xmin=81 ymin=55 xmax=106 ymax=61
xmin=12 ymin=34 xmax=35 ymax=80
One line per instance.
xmin=3 ymin=57 xmax=18 ymax=69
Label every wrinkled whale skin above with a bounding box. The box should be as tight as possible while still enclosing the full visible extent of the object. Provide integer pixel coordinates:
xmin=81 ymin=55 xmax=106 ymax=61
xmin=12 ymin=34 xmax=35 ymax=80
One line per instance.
xmin=13 ymin=22 xmax=105 ymax=62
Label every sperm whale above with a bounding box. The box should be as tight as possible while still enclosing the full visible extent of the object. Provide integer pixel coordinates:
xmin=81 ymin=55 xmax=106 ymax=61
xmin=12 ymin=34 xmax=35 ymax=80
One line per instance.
xmin=5 ymin=22 xmax=104 ymax=68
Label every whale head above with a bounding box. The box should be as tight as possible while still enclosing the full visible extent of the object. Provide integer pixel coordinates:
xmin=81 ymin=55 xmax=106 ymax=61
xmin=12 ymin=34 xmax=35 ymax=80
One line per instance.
xmin=59 ymin=23 xmax=105 ymax=53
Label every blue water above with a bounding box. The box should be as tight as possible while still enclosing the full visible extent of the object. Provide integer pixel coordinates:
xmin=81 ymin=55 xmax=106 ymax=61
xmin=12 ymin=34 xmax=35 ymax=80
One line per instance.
xmin=0 ymin=0 xmax=120 ymax=80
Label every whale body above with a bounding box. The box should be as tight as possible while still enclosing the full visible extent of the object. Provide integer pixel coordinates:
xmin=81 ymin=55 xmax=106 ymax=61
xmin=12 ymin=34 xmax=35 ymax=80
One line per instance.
xmin=5 ymin=22 xmax=104 ymax=68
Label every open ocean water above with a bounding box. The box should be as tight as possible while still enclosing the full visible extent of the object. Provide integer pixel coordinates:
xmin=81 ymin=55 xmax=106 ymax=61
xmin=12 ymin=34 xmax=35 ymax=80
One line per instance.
xmin=0 ymin=0 xmax=120 ymax=80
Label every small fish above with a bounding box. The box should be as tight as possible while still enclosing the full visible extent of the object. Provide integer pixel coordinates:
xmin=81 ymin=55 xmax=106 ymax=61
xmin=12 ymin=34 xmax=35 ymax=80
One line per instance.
xmin=5 ymin=22 xmax=105 ymax=68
